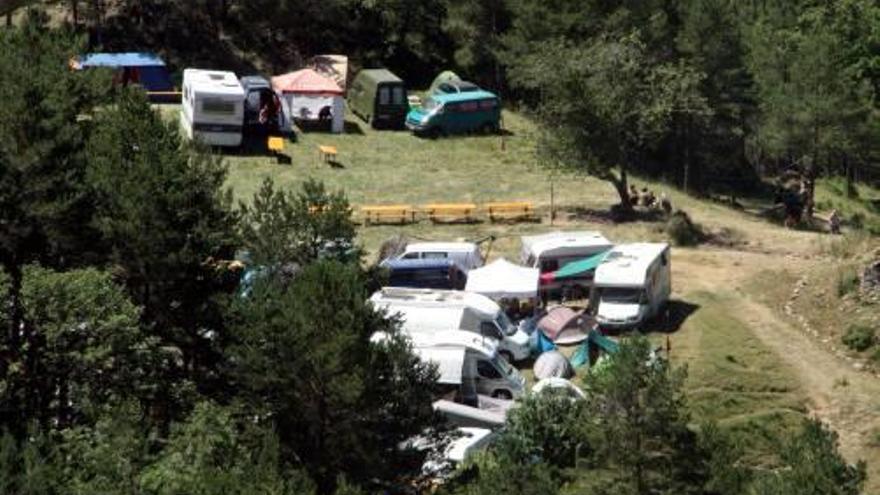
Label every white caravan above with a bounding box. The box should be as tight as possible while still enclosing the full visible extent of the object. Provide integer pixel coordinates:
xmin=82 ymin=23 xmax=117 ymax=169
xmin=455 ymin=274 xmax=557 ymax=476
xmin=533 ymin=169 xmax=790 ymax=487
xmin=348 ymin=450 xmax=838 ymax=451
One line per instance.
xmin=593 ymin=243 xmax=671 ymax=329
xmin=387 ymin=242 xmax=484 ymax=272
xmin=409 ymin=332 xmax=525 ymax=400
xmin=520 ymin=231 xmax=613 ymax=293
xmin=370 ymin=287 xmax=530 ymax=361
xmin=180 ymin=69 xmax=245 ymax=147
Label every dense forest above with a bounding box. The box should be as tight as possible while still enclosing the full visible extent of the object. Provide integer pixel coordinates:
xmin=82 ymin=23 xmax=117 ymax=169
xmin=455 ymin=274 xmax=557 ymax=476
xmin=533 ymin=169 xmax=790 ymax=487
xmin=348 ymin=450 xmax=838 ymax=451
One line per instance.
xmin=0 ymin=1 xmax=876 ymax=494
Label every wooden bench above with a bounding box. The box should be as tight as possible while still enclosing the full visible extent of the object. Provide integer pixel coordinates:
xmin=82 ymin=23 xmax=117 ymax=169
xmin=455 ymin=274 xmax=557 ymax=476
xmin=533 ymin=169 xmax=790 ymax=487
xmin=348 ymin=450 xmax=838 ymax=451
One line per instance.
xmin=486 ymin=201 xmax=537 ymax=222
xmin=422 ymin=203 xmax=478 ymax=223
xmin=361 ymin=205 xmax=416 ymax=225
xmin=318 ymin=145 xmax=338 ymax=164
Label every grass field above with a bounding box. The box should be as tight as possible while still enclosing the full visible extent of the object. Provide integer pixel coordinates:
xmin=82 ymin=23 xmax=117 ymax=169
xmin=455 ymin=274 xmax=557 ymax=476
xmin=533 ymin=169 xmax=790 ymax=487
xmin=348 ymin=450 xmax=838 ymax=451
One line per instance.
xmin=162 ymin=101 xmax=880 ymax=485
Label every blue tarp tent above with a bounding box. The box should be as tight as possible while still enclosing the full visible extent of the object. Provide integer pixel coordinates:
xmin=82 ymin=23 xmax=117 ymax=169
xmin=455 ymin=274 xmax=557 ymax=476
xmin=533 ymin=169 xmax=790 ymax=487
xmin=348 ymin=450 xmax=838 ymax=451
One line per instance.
xmin=72 ymin=52 xmax=175 ymax=101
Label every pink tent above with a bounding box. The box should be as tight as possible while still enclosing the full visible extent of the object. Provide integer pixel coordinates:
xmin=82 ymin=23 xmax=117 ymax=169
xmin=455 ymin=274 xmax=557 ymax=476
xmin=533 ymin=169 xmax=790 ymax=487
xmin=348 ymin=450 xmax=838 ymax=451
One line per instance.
xmin=271 ymin=69 xmax=345 ymax=133
xmin=271 ymin=68 xmax=343 ymax=95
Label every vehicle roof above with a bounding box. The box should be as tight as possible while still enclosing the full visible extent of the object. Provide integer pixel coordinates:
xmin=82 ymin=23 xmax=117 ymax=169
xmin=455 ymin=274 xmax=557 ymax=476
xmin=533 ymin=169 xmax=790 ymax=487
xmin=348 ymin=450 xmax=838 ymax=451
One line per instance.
xmin=383 ymin=258 xmax=463 ymax=270
xmin=371 ymin=287 xmax=499 ymax=315
xmin=439 ymin=80 xmax=480 ymax=91
xmin=404 ymin=242 xmax=478 ymax=253
xmin=594 ymin=243 xmax=669 ymax=287
xmin=410 ymin=331 xmax=498 ymax=355
xmin=239 ymin=75 xmax=271 ymax=90
xmin=183 ymin=69 xmax=244 ymax=95
xmin=76 ymin=52 xmax=166 ymax=68
xmin=521 ymin=231 xmax=612 ymax=258
xmin=430 ymin=89 xmax=498 ymax=103
xmin=355 ymin=68 xmax=402 ymax=84
xmin=445 ymin=427 xmax=494 ymax=462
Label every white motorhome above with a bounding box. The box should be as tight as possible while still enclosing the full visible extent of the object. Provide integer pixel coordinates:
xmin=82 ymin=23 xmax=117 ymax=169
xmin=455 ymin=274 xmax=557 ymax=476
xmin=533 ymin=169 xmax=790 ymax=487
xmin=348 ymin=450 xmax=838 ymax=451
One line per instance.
xmin=520 ymin=231 xmax=613 ymax=294
xmin=387 ymin=242 xmax=484 ymax=272
xmin=592 ymin=243 xmax=671 ymax=329
xmin=180 ymin=69 xmax=245 ymax=147
xmin=370 ymin=287 xmax=530 ymax=361
xmin=409 ymin=332 xmax=525 ymax=400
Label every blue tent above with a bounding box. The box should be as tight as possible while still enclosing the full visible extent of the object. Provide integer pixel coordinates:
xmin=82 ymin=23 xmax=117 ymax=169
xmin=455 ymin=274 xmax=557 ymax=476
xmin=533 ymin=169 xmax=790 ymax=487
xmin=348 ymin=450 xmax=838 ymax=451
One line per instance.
xmin=73 ymin=52 xmax=175 ymax=101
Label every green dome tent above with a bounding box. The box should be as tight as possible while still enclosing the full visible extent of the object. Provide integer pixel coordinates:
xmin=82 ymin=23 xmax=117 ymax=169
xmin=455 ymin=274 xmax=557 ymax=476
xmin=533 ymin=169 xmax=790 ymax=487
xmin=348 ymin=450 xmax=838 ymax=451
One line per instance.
xmin=429 ymin=70 xmax=461 ymax=94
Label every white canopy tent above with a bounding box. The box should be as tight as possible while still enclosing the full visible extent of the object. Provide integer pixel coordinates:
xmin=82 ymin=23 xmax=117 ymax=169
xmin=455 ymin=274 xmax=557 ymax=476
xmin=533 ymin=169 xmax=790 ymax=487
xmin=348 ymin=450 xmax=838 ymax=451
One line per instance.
xmin=464 ymin=258 xmax=540 ymax=299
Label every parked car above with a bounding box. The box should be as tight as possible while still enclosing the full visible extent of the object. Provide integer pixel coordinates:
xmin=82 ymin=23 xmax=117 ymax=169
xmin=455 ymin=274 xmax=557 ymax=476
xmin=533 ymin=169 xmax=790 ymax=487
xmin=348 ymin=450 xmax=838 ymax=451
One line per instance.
xmin=384 ymin=241 xmax=484 ymax=273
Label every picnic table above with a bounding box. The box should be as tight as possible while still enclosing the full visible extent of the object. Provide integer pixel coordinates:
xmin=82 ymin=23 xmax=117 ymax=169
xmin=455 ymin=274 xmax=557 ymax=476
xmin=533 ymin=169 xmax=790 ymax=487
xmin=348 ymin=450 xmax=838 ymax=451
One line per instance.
xmin=486 ymin=201 xmax=537 ymax=222
xmin=318 ymin=145 xmax=338 ymax=164
xmin=361 ymin=204 xmax=416 ymax=225
xmin=422 ymin=203 xmax=478 ymax=223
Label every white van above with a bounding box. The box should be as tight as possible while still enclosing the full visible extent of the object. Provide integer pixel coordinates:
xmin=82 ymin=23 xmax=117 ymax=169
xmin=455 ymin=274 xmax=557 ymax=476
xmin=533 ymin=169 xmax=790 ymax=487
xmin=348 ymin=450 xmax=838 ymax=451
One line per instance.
xmin=386 ymin=242 xmax=484 ymax=272
xmin=520 ymin=231 xmax=613 ymax=294
xmin=593 ymin=243 xmax=671 ymax=329
xmin=370 ymin=287 xmax=531 ymax=361
xmin=180 ymin=69 xmax=245 ymax=147
xmin=410 ymin=332 xmax=525 ymax=400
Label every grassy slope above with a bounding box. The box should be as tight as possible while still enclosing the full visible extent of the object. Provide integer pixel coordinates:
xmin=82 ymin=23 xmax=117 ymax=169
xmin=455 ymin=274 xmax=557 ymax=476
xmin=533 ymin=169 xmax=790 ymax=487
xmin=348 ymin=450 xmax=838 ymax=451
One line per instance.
xmin=164 ymin=102 xmax=880 ymax=477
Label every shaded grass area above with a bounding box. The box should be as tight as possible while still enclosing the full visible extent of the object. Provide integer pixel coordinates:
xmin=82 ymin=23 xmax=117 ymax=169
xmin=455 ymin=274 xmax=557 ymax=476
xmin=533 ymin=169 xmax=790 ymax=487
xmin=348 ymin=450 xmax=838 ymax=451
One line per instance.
xmin=669 ymin=290 xmax=807 ymax=465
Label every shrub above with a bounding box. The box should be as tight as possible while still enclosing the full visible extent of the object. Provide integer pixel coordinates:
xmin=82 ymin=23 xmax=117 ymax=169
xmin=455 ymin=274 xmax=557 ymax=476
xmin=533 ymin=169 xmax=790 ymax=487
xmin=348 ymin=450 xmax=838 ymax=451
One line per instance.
xmin=665 ymin=210 xmax=705 ymax=247
xmin=842 ymin=324 xmax=875 ymax=352
xmin=836 ymin=268 xmax=861 ymax=297
xmin=848 ymin=212 xmax=864 ymax=229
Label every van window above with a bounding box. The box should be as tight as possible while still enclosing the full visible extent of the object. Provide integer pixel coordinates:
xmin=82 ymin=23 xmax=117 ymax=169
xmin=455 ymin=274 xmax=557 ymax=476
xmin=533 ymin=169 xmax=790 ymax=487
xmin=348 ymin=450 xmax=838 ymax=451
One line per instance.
xmin=479 ymin=321 xmax=503 ymax=340
xmin=423 ymin=252 xmax=447 ymax=259
xmin=392 ymin=86 xmax=405 ymax=105
xmin=479 ymin=99 xmax=498 ymax=110
xmin=202 ymin=98 xmax=237 ymax=115
xmin=540 ymin=259 xmax=559 ymax=273
xmin=661 ymin=252 xmax=668 ymax=266
xmin=477 ymin=360 xmax=502 ymax=380
xmin=459 ymin=101 xmax=478 ymax=112
xmin=402 ymin=252 xmax=420 ymax=259
xmin=378 ymin=87 xmax=390 ymax=105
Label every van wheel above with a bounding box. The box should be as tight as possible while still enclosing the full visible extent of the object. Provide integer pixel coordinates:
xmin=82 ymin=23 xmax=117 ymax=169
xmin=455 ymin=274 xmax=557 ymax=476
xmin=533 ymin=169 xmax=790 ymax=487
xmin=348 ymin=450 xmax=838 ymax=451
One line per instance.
xmin=425 ymin=127 xmax=441 ymax=139
xmin=492 ymin=390 xmax=513 ymax=401
xmin=481 ymin=122 xmax=498 ymax=135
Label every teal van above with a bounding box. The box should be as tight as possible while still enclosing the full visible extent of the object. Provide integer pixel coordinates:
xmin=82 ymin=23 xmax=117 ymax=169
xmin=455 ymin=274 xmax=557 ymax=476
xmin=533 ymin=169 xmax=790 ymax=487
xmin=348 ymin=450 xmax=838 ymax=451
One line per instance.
xmin=406 ymin=90 xmax=501 ymax=137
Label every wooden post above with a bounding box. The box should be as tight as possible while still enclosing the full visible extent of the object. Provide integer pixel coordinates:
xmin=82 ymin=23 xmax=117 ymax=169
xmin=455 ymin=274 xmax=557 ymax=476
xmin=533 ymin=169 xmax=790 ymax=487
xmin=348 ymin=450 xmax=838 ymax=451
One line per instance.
xmin=550 ymin=180 xmax=555 ymax=226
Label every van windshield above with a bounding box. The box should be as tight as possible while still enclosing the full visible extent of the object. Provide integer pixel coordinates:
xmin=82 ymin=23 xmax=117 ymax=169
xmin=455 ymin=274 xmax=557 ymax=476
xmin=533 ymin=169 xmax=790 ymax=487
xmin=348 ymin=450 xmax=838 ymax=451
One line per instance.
xmin=495 ymin=312 xmax=517 ymax=337
xmin=422 ymin=97 xmax=440 ymax=112
xmin=493 ymin=355 xmax=515 ymax=377
xmin=599 ymin=288 xmax=644 ymax=304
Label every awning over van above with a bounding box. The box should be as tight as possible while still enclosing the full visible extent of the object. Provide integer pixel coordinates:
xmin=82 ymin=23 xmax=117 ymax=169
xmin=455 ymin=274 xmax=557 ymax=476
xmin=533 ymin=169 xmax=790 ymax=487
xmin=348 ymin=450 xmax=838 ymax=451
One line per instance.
xmin=465 ymin=258 xmax=539 ymax=299
xmin=271 ymin=69 xmax=343 ymax=95
xmin=539 ymin=250 xmax=609 ymax=284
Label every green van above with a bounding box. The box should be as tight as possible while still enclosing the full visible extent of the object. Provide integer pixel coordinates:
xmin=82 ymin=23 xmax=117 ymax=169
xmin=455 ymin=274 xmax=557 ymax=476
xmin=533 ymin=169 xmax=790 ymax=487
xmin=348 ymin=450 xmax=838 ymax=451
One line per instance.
xmin=347 ymin=69 xmax=409 ymax=129
xmin=406 ymin=90 xmax=501 ymax=137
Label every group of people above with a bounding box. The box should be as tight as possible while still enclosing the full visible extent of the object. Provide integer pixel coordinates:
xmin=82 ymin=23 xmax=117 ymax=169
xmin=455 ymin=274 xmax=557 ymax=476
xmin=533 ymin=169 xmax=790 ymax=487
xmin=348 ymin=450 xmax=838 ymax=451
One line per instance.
xmin=628 ymin=184 xmax=672 ymax=214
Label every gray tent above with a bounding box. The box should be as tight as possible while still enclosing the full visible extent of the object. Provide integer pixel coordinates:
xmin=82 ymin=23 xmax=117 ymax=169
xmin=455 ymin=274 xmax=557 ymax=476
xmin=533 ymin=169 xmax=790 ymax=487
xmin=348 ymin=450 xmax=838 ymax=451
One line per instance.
xmin=533 ymin=350 xmax=574 ymax=380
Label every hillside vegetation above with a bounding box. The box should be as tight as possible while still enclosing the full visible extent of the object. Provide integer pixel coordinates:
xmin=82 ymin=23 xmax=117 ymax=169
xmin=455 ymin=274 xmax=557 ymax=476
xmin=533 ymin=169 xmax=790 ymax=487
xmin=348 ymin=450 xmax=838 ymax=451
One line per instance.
xmin=2 ymin=2 xmax=880 ymax=494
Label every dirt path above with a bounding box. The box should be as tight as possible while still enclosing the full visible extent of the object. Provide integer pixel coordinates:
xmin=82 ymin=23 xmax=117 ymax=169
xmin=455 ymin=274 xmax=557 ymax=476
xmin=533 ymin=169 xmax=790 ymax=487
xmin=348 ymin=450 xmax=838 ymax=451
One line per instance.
xmin=676 ymin=247 xmax=880 ymax=490
xmin=737 ymin=296 xmax=880 ymax=488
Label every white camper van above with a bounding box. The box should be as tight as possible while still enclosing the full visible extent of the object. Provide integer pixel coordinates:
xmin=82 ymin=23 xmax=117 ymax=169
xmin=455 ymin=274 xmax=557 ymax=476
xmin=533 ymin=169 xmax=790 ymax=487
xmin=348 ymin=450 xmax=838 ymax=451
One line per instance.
xmin=180 ymin=69 xmax=245 ymax=147
xmin=387 ymin=242 xmax=484 ymax=272
xmin=593 ymin=243 xmax=671 ymax=329
xmin=370 ymin=287 xmax=531 ymax=361
xmin=410 ymin=332 xmax=525 ymax=400
xmin=520 ymin=231 xmax=613 ymax=294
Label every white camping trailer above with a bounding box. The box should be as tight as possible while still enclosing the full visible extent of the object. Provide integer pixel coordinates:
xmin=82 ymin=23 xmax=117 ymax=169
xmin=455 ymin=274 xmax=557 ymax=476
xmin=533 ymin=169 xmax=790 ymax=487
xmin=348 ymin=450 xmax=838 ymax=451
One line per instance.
xmin=180 ymin=69 xmax=245 ymax=147
xmin=370 ymin=287 xmax=530 ymax=361
xmin=520 ymin=231 xmax=613 ymax=294
xmin=593 ymin=243 xmax=671 ymax=329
